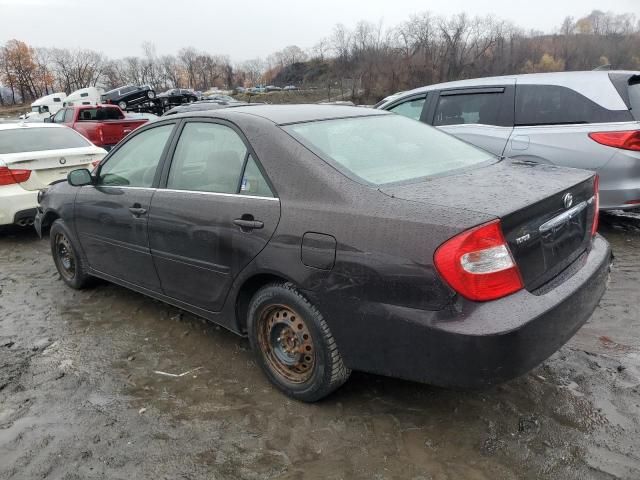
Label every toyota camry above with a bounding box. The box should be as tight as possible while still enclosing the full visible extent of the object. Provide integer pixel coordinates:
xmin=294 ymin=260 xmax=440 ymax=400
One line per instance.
xmin=35 ymin=105 xmax=611 ymax=401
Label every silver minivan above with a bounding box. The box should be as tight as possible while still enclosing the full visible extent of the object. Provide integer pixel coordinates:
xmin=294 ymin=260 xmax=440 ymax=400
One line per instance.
xmin=376 ymin=71 xmax=640 ymax=210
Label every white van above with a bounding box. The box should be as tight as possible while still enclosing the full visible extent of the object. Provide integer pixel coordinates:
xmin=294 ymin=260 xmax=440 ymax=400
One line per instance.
xmin=63 ymin=87 xmax=104 ymax=107
xmin=20 ymin=92 xmax=67 ymax=121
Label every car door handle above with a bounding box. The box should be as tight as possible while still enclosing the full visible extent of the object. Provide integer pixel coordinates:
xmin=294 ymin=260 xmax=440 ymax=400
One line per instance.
xmin=233 ymin=218 xmax=264 ymax=230
xmin=128 ymin=206 xmax=147 ymax=217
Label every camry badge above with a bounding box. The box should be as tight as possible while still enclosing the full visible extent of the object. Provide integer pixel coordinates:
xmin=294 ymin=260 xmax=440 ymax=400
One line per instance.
xmin=563 ymin=193 xmax=573 ymax=209
xmin=59 ymin=157 xmax=66 ymax=165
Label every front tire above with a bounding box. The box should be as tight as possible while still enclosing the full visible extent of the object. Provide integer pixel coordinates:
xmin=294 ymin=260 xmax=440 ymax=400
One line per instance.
xmin=118 ymin=100 xmax=127 ymax=110
xmin=147 ymin=90 xmax=155 ymax=99
xmin=247 ymin=282 xmax=350 ymax=402
xmin=50 ymin=219 xmax=92 ymax=289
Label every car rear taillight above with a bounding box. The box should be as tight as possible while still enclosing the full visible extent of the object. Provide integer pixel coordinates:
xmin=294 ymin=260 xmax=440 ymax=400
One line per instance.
xmin=434 ymin=220 xmax=524 ymax=302
xmin=0 ymin=166 xmax=31 ymax=186
xmin=592 ymin=175 xmax=599 ymax=236
xmin=589 ymin=130 xmax=640 ymax=151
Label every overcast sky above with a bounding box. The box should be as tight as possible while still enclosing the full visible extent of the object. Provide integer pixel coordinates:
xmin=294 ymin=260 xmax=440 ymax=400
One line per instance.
xmin=0 ymin=0 xmax=638 ymax=61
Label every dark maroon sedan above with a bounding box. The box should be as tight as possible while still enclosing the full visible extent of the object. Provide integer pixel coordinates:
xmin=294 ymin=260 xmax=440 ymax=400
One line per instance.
xmin=35 ymin=105 xmax=611 ymax=401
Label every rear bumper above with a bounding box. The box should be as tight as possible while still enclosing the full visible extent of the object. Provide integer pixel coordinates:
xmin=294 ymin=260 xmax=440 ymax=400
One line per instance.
xmin=0 ymin=184 xmax=38 ymax=226
xmin=316 ymin=235 xmax=611 ymax=388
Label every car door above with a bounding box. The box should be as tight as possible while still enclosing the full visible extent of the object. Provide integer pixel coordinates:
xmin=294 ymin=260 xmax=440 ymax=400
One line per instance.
xmin=147 ymin=119 xmax=281 ymax=312
xmin=429 ymin=85 xmax=515 ymax=156
xmin=74 ymin=122 xmax=176 ymax=292
xmin=502 ymin=83 xmax=625 ymax=170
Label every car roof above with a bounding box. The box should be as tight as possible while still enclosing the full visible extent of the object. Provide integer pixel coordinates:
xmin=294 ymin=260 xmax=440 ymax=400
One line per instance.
xmin=0 ymin=122 xmax=65 ymax=131
xmin=169 ymin=104 xmax=388 ymax=125
xmin=384 ymin=70 xmax=640 ymax=111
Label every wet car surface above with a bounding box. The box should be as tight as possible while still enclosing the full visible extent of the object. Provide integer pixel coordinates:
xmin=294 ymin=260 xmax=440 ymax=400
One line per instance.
xmin=0 ymin=212 xmax=639 ymax=479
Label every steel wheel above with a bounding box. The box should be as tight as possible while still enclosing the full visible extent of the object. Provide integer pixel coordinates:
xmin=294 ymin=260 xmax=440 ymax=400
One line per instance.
xmin=55 ymin=232 xmax=76 ymax=281
xmin=118 ymin=100 xmax=127 ymax=110
xmin=257 ymin=304 xmax=315 ymax=384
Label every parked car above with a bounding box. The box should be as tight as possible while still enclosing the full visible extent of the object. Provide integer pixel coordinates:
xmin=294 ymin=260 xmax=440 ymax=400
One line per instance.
xmin=64 ymin=87 xmax=104 ymax=107
xmin=204 ymin=94 xmax=236 ymax=102
xmin=376 ymin=71 xmax=640 ymax=210
xmin=0 ymin=123 xmax=106 ymax=226
xmin=49 ymin=105 xmax=149 ymax=150
xmin=20 ymin=92 xmax=67 ymax=121
xmin=283 ymin=85 xmax=298 ymax=91
xmin=265 ymin=85 xmax=282 ymax=92
xmin=35 ymin=105 xmax=610 ymax=401
xmin=101 ymin=85 xmax=155 ymax=110
xmin=157 ymin=88 xmax=198 ymax=106
xmin=162 ymin=100 xmax=252 ymax=116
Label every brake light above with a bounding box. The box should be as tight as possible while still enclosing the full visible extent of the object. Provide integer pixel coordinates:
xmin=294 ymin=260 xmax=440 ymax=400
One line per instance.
xmin=0 ymin=166 xmax=31 ymax=186
xmin=589 ymin=130 xmax=640 ymax=151
xmin=434 ymin=220 xmax=523 ymax=302
xmin=592 ymin=175 xmax=599 ymax=236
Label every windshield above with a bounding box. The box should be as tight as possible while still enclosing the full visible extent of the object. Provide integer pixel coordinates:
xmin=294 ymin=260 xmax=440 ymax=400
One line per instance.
xmin=284 ymin=115 xmax=494 ymax=185
xmin=0 ymin=127 xmax=90 ymax=154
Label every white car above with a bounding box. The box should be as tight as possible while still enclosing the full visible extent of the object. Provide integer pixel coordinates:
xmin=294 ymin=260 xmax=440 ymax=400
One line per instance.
xmin=0 ymin=123 xmax=107 ymax=227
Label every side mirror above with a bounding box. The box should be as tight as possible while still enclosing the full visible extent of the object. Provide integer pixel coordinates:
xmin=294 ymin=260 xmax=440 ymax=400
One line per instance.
xmin=67 ymin=168 xmax=93 ymax=187
xmin=43 ymin=116 xmax=52 ymax=123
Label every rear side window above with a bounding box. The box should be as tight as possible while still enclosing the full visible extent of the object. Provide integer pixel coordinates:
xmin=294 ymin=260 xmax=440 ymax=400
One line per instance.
xmin=0 ymin=127 xmax=90 ymax=154
xmin=388 ymin=96 xmax=426 ymax=121
xmin=434 ymin=92 xmax=503 ymax=126
xmin=78 ymin=108 xmax=124 ymax=121
xmin=515 ymin=85 xmax=632 ymax=126
xmin=629 ymin=79 xmax=640 ymax=121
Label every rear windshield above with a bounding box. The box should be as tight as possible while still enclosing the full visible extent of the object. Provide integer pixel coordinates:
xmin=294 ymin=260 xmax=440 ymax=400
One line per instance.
xmin=0 ymin=127 xmax=90 ymax=154
xmin=284 ymin=115 xmax=494 ymax=185
xmin=78 ymin=107 xmax=124 ymax=121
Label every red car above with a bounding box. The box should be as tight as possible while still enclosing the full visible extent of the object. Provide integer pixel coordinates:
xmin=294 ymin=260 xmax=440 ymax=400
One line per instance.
xmin=49 ymin=105 xmax=148 ymax=150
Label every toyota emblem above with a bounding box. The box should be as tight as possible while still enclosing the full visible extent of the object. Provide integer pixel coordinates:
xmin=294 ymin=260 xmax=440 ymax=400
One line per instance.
xmin=59 ymin=157 xmax=66 ymax=165
xmin=563 ymin=193 xmax=573 ymax=209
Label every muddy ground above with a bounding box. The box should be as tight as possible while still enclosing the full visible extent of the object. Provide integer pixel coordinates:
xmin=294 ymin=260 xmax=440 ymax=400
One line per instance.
xmin=0 ymin=213 xmax=639 ymax=480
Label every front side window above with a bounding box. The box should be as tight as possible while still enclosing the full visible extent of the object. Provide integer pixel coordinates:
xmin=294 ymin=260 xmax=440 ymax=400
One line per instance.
xmin=515 ymin=85 xmax=632 ymax=126
xmin=63 ymin=109 xmax=75 ymax=123
xmin=52 ymin=109 xmax=65 ymax=123
xmin=388 ymin=96 xmax=426 ymax=121
xmin=0 ymin=127 xmax=90 ymax=154
xmin=98 ymin=124 xmax=174 ymax=187
xmin=434 ymin=92 xmax=502 ymax=126
xmin=285 ymin=114 xmax=494 ymax=185
xmin=168 ymin=122 xmax=247 ymax=194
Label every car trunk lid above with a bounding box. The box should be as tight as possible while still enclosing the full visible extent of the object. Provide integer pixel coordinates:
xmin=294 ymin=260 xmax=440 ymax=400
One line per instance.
xmin=0 ymin=146 xmax=105 ymax=190
xmin=381 ymin=160 xmax=597 ymax=291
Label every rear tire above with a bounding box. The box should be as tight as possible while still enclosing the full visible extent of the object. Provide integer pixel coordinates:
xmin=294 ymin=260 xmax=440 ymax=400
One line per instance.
xmin=247 ymin=282 xmax=350 ymax=402
xmin=50 ymin=219 xmax=92 ymax=289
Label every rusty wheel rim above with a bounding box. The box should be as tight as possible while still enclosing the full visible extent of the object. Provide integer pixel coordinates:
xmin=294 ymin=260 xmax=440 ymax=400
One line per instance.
xmin=258 ymin=304 xmax=315 ymax=384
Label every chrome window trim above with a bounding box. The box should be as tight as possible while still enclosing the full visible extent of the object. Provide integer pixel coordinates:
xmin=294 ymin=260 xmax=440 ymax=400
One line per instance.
xmin=161 ymin=188 xmax=279 ymax=201
xmin=96 ymin=185 xmax=279 ymax=201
